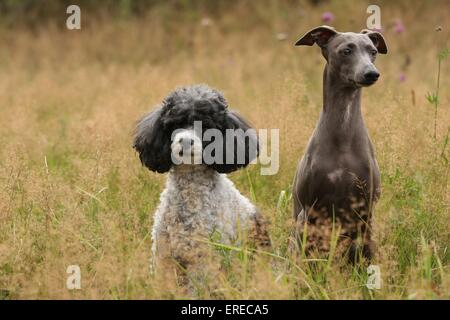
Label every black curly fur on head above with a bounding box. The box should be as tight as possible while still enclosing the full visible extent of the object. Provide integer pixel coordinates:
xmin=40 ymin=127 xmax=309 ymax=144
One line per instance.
xmin=133 ymin=84 xmax=259 ymax=173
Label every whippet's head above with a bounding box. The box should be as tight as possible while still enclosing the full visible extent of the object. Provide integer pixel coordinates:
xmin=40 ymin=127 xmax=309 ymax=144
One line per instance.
xmin=295 ymin=26 xmax=388 ymax=88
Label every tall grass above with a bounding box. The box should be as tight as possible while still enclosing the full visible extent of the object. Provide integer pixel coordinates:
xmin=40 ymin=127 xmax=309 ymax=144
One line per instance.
xmin=0 ymin=0 xmax=449 ymax=299
xmin=427 ymin=40 xmax=449 ymax=140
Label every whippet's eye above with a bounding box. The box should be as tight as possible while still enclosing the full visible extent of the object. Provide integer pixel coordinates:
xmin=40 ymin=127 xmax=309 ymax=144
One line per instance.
xmin=342 ymin=48 xmax=352 ymax=56
xmin=370 ymin=49 xmax=378 ymax=55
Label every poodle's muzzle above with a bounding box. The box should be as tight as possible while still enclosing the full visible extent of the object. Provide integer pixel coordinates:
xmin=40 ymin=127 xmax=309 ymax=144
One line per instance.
xmin=171 ymin=128 xmax=203 ymax=165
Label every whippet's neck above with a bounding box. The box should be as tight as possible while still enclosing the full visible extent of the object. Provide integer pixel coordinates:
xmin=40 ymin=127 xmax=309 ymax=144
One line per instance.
xmin=319 ymin=65 xmax=366 ymax=139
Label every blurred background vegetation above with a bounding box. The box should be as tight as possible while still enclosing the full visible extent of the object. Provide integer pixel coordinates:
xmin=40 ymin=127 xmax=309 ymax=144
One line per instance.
xmin=0 ymin=0 xmax=448 ymax=299
xmin=0 ymin=0 xmax=441 ymax=27
xmin=0 ymin=0 xmax=254 ymax=26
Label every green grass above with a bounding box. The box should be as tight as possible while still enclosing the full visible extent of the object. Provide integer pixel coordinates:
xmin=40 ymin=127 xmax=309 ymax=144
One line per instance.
xmin=0 ymin=0 xmax=449 ymax=299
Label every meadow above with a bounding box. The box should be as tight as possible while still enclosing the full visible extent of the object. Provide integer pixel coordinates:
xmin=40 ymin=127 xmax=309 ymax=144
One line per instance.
xmin=0 ymin=0 xmax=449 ymax=299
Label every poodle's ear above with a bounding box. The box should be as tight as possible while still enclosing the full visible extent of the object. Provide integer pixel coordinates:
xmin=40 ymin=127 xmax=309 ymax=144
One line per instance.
xmin=211 ymin=111 xmax=259 ymax=174
xmin=133 ymin=106 xmax=172 ymax=173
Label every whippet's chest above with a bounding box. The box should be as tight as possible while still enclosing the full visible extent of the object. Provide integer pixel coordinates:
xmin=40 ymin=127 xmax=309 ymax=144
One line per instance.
xmin=305 ymin=150 xmax=380 ymax=212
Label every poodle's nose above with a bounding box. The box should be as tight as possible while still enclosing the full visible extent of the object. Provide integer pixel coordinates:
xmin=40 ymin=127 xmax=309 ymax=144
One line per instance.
xmin=178 ymin=137 xmax=196 ymax=157
xmin=179 ymin=137 xmax=195 ymax=147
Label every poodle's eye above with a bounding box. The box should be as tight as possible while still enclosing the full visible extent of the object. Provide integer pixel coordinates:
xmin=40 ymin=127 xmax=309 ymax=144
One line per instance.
xmin=342 ymin=48 xmax=352 ymax=56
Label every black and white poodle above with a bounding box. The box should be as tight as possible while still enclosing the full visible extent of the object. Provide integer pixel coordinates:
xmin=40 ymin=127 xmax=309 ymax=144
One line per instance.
xmin=133 ymin=84 xmax=270 ymax=273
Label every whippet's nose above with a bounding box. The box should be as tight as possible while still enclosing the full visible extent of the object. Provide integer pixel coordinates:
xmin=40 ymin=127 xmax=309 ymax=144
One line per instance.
xmin=364 ymin=70 xmax=380 ymax=82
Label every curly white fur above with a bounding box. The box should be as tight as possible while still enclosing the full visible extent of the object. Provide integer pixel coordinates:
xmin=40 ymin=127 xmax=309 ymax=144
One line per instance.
xmin=151 ymin=165 xmax=261 ymax=270
xmin=133 ymin=85 xmax=269 ymax=274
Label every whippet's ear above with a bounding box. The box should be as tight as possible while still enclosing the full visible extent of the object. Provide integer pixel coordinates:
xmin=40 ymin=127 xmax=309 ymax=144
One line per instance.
xmin=295 ymin=26 xmax=338 ymax=48
xmin=361 ymin=29 xmax=388 ymax=54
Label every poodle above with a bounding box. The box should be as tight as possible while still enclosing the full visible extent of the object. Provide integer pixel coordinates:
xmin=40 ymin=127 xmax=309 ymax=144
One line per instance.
xmin=133 ymin=84 xmax=270 ymax=276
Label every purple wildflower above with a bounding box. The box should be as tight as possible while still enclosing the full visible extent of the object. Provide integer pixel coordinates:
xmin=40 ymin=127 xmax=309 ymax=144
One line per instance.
xmin=394 ymin=20 xmax=405 ymax=33
xmin=322 ymin=12 xmax=334 ymax=24
xmin=371 ymin=27 xmax=383 ymax=33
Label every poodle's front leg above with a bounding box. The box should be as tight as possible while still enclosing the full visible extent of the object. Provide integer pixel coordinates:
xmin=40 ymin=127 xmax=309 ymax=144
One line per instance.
xmin=151 ymin=207 xmax=174 ymax=275
xmin=151 ymin=229 xmax=171 ymax=274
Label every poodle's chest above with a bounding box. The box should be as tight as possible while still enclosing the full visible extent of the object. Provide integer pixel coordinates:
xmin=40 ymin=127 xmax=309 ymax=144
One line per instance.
xmin=166 ymin=185 xmax=222 ymax=228
xmin=163 ymin=186 xmax=244 ymax=242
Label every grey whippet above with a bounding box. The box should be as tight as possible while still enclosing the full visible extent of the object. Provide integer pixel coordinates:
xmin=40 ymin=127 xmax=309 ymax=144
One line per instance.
xmin=293 ymin=26 xmax=387 ymax=262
